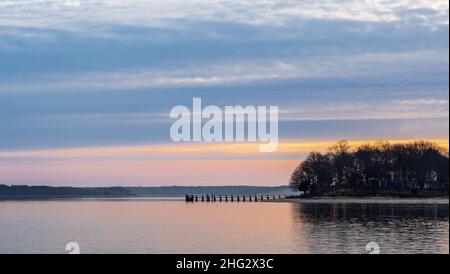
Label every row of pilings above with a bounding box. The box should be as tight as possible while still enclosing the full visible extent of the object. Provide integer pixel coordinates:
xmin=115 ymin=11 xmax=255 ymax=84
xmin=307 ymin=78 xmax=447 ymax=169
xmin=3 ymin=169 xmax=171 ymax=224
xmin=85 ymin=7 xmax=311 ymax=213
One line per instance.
xmin=185 ymin=194 xmax=285 ymax=202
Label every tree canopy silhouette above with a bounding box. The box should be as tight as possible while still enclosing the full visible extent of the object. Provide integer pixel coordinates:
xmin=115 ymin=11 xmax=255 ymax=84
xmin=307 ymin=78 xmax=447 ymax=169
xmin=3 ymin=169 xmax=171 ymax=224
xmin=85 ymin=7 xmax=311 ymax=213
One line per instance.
xmin=290 ymin=140 xmax=449 ymax=196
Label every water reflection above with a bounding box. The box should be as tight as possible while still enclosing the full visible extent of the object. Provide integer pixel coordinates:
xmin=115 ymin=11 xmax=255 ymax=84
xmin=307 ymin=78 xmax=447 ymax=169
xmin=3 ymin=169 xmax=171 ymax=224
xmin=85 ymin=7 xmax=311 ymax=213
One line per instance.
xmin=0 ymin=200 xmax=448 ymax=254
xmin=291 ymin=203 xmax=449 ymax=254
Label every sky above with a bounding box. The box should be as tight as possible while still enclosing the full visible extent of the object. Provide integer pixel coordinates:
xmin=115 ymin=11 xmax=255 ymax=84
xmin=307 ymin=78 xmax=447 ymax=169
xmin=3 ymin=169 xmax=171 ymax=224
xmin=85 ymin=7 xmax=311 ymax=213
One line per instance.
xmin=0 ymin=0 xmax=448 ymax=186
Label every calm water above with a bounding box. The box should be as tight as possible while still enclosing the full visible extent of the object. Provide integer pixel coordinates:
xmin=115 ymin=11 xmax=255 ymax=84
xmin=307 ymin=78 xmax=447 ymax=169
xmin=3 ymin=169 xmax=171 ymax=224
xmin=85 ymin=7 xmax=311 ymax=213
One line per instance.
xmin=0 ymin=199 xmax=448 ymax=254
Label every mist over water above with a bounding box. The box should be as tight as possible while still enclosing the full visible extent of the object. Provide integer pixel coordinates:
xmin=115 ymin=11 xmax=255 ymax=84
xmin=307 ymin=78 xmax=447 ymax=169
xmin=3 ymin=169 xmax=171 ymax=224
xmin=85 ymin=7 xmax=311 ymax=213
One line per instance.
xmin=0 ymin=199 xmax=448 ymax=254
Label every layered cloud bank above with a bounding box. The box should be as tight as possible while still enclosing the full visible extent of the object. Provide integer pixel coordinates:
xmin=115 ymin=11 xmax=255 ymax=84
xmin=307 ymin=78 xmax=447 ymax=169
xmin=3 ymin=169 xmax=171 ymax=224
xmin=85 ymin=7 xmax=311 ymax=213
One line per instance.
xmin=0 ymin=0 xmax=448 ymax=185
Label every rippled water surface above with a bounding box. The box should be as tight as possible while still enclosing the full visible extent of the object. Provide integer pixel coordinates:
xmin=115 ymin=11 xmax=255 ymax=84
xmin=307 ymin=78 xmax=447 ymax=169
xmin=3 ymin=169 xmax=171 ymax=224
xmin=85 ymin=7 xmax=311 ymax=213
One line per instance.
xmin=0 ymin=199 xmax=448 ymax=253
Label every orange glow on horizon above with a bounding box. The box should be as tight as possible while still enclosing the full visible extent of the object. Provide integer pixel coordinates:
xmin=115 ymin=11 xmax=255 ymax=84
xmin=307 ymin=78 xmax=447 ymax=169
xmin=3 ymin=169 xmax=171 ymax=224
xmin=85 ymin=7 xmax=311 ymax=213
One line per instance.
xmin=0 ymin=138 xmax=448 ymax=159
xmin=0 ymin=138 xmax=448 ymax=186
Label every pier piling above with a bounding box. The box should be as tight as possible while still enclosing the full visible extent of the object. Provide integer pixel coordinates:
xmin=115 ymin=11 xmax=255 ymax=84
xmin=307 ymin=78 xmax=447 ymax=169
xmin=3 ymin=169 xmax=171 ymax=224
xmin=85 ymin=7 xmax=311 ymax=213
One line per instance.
xmin=186 ymin=193 xmax=284 ymax=202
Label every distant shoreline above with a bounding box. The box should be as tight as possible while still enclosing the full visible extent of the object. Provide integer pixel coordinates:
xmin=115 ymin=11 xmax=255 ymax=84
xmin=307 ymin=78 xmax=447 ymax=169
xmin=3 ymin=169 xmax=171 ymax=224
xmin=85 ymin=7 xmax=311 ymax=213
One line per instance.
xmin=0 ymin=195 xmax=136 ymax=200
xmin=1 ymin=185 xmax=448 ymax=203
xmin=1 ymin=195 xmax=448 ymax=204
xmin=0 ymin=184 xmax=297 ymax=199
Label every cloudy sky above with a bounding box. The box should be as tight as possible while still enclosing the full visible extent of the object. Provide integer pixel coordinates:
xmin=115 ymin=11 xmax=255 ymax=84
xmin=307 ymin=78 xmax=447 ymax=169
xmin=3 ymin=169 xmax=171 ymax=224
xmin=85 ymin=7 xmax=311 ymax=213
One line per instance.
xmin=0 ymin=0 xmax=448 ymax=186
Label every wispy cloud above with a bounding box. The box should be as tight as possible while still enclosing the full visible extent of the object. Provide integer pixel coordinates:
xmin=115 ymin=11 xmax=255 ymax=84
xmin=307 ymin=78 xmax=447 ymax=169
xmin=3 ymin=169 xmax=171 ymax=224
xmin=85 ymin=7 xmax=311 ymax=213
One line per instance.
xmin=281 ymin=99 xmax=449 ymax=121
xmin=1 ymin=49 xmax=447 ymax=92
xmin=1 ymin=0 xmax=448 ymax=31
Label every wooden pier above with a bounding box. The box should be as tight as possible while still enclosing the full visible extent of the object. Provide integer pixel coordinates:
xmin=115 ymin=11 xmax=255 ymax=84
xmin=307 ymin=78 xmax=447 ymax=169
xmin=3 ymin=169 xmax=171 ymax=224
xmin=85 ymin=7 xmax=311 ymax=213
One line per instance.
xmin=185 ymin=194 xmax=285 ymax=202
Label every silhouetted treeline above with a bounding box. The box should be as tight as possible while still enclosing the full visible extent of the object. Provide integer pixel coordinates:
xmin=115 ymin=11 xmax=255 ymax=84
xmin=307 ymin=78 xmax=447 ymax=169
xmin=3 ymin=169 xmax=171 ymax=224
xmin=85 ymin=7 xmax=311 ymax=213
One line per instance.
xmin=0 ymin=185 xmax=134 ymax=197
xmin=290 ymin=140 xmax=449 ymax=196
